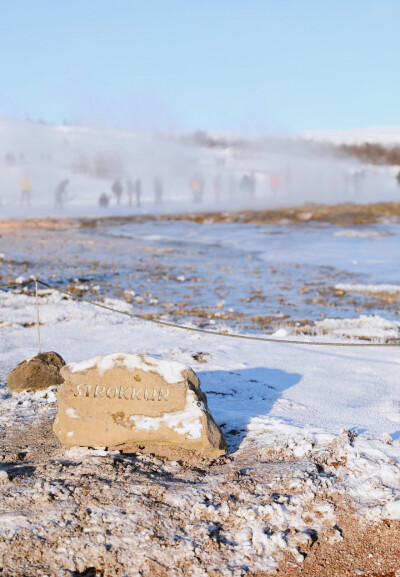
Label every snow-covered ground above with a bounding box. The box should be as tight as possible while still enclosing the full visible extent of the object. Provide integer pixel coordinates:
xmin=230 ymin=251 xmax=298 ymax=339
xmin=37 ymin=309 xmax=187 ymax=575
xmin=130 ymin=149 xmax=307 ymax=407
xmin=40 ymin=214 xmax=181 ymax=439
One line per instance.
xmin=2 ymin=287 xmax=400 ymax=447
xmin=1 ymin=213 xmax=400 ymax=574
xmin=302 ymin=126 xmax=400 ymax=147
xmin=1 ymin=287 xmax=400 ymax=574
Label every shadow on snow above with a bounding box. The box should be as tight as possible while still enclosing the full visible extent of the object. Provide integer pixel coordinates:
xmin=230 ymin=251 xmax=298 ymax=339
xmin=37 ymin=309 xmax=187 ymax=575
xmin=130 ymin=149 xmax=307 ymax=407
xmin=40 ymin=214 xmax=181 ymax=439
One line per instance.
xmin=198 ymin=366 xmax=302 ymax=453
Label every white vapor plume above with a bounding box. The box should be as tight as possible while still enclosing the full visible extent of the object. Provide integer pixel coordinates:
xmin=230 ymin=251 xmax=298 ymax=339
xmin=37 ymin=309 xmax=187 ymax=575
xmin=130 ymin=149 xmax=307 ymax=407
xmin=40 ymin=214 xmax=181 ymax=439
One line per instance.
xmin=0 ymin=117 xmax=398 ymax=219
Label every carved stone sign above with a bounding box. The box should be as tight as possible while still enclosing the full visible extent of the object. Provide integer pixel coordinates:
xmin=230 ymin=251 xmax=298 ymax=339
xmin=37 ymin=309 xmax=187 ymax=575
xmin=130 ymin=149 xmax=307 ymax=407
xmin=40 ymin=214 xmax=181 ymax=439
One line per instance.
xmin=54 ymin=353 xmax=227 ymax=460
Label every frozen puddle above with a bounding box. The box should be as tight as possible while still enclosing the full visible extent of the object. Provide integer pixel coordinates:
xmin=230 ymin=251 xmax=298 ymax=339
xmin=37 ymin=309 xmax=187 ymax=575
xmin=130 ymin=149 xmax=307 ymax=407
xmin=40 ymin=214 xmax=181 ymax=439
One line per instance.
xmin=1 ymin=219 xmax=400 ymax=332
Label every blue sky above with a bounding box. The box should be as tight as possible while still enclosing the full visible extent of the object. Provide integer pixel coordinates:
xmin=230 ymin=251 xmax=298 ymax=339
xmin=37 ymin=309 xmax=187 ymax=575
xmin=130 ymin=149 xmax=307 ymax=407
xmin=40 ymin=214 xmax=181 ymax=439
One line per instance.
xmin=0 ymin=1 xmax=399 ymax=131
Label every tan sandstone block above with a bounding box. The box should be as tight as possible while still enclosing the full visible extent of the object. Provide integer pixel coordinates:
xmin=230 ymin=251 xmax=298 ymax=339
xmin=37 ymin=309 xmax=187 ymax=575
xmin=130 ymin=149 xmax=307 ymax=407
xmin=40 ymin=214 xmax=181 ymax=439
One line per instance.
xmin=54 ymin=353 xmax=227 ymax=461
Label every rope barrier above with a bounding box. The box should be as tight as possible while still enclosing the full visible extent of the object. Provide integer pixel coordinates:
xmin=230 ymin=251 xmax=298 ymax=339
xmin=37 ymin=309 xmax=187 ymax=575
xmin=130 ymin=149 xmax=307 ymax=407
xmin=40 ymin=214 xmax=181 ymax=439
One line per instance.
xmin=1 ymin=277 xmax=399 ymax=347
xmin=0 ymin=280 xmax=34 ymax=290
xmin=36 ymin=279 xmax=399 ymax=348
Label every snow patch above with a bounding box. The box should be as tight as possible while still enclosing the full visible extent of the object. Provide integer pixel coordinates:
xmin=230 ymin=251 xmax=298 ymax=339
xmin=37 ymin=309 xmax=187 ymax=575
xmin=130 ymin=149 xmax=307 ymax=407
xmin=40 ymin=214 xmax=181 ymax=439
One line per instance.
xmin=129 ymin=389 xmax=203 ymax=439
xmin=335 ymin=283 xmax=400 ymax=295
xmin=314 ymin=315 xmax=400 ymax=340
xmin=334 ymin=230 xmax=388 ymax=238
xmin=66 ymin=407 xmax=81 ymax=419
xmin=67 ymin=352 xmax=190 ymax=384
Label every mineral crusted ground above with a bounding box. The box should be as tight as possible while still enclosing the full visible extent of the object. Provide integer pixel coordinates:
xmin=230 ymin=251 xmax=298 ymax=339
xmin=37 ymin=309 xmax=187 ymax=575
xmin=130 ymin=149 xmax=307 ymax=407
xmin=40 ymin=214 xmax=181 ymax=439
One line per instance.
xmin=1 ymin=209 xmax=400 ymax=576
xmin=1 ymin=409 xmax=400 ymax=577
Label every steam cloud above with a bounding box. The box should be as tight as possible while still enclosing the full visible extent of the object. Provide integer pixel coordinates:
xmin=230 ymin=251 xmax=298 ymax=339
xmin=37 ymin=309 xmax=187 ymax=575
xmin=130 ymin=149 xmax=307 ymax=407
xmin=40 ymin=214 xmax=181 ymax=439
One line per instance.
xmin=0 ymin=117 xmax=397 ymax=219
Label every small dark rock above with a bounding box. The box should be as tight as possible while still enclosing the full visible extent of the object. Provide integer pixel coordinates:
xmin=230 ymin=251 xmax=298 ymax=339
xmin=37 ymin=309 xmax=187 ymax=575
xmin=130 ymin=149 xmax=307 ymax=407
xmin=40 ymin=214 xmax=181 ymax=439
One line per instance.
xmin=7 ymin=352 xmax=66 ymax=392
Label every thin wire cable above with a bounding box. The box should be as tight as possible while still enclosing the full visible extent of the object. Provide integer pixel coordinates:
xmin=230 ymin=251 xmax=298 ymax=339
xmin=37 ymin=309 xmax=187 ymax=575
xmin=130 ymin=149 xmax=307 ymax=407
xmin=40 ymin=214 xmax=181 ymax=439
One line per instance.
xmin=35 ymin=279 xmax=400 ymax=348
xmin=0 ymin=280 xmax=34 ymax=290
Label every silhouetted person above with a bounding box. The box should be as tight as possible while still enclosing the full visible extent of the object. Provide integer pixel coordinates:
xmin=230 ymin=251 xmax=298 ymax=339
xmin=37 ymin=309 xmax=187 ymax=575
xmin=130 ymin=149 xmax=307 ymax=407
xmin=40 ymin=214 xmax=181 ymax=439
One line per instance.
xmin=352 ymin=170 xmax=365 ymax=197
xmin=5 ymin=152 xmax=16 ymax=166
xmin=284 ymin=167 xmax=292 ymax=197
xmin=239 ymin=173 xmax=256 ymax=198
xmin=112 ymin=178 xmax=123 ymax=205
xmin=126 ymin=177 xmax=134 ymax=206
xmin=20 ymin=175 xmax=31 ymax=206
xmin=248 ymin=172 xmax=256 ymax=199
xmin=270 ymin=173 xmax=280 ymax=201
xmin=54 ymin=179 xmax=69 ymax=209
xmin=229 ymin=174 xmax=237 ymax=201
xmin=99 ymin=192 xmax=110 ymax=207
xmin=342 ymin=171 xmax=351 ymax=197
xmin=190 ymin=174 xmax=204 ymax=203
xmin=154 ymin=176 xmax=163 ymax=205
xmin=240 ymin=174 xmax=250 ymax=198
xmin=134 ymin=178 xmax=142 ymax=207
xmin=213 ymin=175 xmax=222 ymax=202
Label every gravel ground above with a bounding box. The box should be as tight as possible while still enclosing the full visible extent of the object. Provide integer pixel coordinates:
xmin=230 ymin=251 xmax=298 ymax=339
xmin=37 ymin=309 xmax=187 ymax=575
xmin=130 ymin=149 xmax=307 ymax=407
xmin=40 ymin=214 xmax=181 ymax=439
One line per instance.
xmin=1 ymin=411 xmax=400 ymax=577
